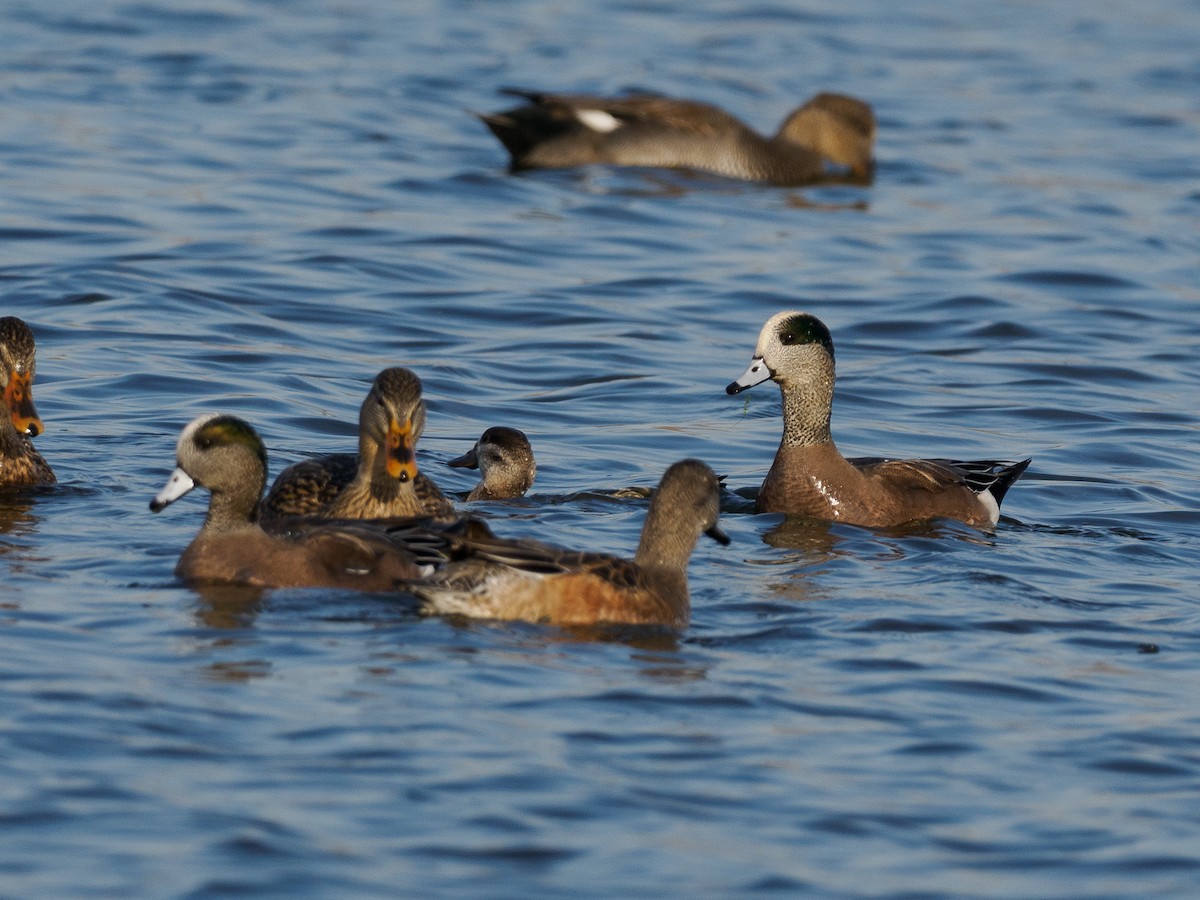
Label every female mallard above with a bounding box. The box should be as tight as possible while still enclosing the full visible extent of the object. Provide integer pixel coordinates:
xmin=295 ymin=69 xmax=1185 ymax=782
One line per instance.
xmin=260 ymin=367 xmax=455 ymax=522
xmin=0 ymin=316 xmax=54 ymax=486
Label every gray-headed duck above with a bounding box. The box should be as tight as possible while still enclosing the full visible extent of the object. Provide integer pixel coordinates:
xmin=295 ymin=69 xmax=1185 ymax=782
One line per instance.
xmin=448 ymin=426 xmax=536 ymax=501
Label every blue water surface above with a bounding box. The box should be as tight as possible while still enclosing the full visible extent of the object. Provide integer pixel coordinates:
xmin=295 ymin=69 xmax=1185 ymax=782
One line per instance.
xmin=1 ymin=0 xmax=1199 ymax=896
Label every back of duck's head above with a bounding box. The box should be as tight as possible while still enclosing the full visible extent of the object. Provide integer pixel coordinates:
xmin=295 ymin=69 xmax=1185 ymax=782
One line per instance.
xmin=649 ymin=459 xmax=729 ymax=546
xmin=778 ymin=93 xmax=875 ymax=170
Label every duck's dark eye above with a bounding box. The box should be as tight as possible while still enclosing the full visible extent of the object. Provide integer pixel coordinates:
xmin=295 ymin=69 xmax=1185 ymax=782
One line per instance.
xmin=781 ymin=331 xmax=796 ymax=345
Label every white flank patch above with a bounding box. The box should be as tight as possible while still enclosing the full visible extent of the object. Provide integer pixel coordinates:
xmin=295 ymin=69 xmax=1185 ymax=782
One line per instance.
xmin=978 ymin=489 xmax=1000 ymax=524
xmin=811 ymin=477 xmax=842 ymax=514
xmin=575 ymin=108 xmax=622 ymax=133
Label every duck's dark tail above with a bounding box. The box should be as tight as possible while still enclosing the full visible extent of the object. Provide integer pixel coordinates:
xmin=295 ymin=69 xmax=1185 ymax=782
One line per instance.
xmin=986 ymin=457 xmax=1032 ymax=506
xmin=941 ymin=457 xmax=1031 ymax=506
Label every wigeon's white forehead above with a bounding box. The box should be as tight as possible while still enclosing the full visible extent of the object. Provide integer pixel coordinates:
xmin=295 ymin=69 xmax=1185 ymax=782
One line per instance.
xmin=177 ymin=412 xmax=222 ymax=452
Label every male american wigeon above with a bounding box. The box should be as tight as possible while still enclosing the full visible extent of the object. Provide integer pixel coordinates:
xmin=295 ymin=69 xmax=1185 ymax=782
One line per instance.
xmin=727 ymin=311 xmax=1030 ymax=528
xmin=406 ymin=459 xmax=729 ymax=629
xmin=151 ymin=413 xmax=435 ymax=589
xmin=479 ymin=89 xmax=875 ymax=186
xmin=0 ymin=316 xmax=54 ymax=486
xmin=260 ymin=367 xmax=455 ymax=523
xmin=448 ymin=426 xmax=536 ymax=501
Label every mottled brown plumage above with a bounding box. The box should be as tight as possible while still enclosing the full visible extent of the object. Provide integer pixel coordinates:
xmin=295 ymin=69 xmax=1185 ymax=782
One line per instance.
xmin=406 ymin=459 xmax=729 ymax=628
xmin=727 ymin=311 xmax=1030 ymax=528
xmin=448 ymin=426 xmax=536 ymax=501
xmin=260 ymin=367 xmax=454 ymax=524
xmin=0 ymin=316 xmax=55 ymax=486
xmin=151 ymin=414 xmax=430 ymax=589
xmin=480 ymin=89 xmax=875 ymax=186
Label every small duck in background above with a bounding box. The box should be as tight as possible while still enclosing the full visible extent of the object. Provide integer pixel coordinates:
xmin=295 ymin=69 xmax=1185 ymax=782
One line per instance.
xmin=479 ymin=89 xmax=875 ymax=186
xmin=0 ymin=316 xmax=55 ymax=486
xmin=448 ymin=426 xmax=536 ymax=501
xmin=260 ymin=367 xmax=455 ymax=524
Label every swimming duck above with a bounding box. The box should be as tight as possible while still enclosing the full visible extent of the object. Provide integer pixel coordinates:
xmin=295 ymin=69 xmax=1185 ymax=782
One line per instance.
xmin=480 ymin=89 xmax=875 ymax=186
xmin=727 ymin=311 xmax=1030 ymax=527
xmin=448 ymin=426 xmax=536 ymax=501
xmin=260 ymin=367 xmax=455 ymax=523
xmin=151 ymin=413 xmax=433 ymax=589
xmin=406 ymin=459 xmax=729 ymax=628
xmin=0 ymin=316 xmax=55 ymax=486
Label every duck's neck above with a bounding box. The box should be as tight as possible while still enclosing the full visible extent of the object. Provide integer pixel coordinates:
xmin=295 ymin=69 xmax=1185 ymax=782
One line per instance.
xmin=635 ymin=502 xmax=697 ymax=576
xmin=759 ymin=135 xmax=824 ymax=185
xmin=778 ymin=368 xmax=835 ymax=448
xmin=358 ymin=436 xmax=400 ymax=502
xmin=484 ymin=467 xmax=532 ymax=500
xmin=204 ymin=487 xmax=260 ymax=534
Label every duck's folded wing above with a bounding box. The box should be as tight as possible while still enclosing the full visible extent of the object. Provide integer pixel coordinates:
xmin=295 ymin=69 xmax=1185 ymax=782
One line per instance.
xmin=852 ymin=456 xmax=1030 ymax=498
xmin=261 ymin=453 xmax=357 ymax=519
xmin=853 ymin=457 xmax=969 ymax=493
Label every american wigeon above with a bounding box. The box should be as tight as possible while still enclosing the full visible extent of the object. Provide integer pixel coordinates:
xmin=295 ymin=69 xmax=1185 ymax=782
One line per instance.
xmin=448 ymin=426 xmax=536 ymax=501
xmin=260 ymin=367 xmax=455 ymax=523
xmin=727 ymin=311 xmax=1031 ymax=527
xmin=0 ymin=316 xmax=54 ymax=486
xmin=151 ymin=413 xmax=433 ymax=589
xmin=480 ymin=89 xmax=875 ymax=186
xmin=406 ymin=459 xmax=729 ymax=628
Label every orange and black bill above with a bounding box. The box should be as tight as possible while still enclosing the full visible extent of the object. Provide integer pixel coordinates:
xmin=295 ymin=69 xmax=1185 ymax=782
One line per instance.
xmin=386 ymin=416 xmax=418 ymax=482
xmin=5 ymin=370 xmax=43 ymax=437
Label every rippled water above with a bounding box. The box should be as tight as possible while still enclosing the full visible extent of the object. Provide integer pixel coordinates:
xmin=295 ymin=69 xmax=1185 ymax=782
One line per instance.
xmin=2 ymin=0 xmax=1199 ymax=896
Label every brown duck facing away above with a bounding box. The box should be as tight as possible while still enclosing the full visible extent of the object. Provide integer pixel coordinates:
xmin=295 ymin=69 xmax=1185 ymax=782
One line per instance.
xmin=480 ymin=89 xmax=876 ymax=186
xmin=727 ymin=311 xmax=1031 ymax=528
xmin=260 ymin=367 xmax=455 ymax=523
xmin=448 ymin=426 xmax=536 ymax=501
xmin=151 ymin=413 xmax=434 ymax=589
xmin=405 ymin=459 xmax=730 ymax=629
xmin=0 ymin=316 xmax=55 ymax=486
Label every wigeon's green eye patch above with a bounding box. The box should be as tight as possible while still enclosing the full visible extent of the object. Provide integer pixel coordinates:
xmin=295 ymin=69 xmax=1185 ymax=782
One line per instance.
xmin=193 ymin=416 xmax=267 ymax=469
xmin=777 ymin=313 xmax=835 ymax=362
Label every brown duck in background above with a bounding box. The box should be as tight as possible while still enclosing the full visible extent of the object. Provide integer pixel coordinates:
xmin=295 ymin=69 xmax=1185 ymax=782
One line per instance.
xmin=727 ymin=311 xmax=1030 ymax=528
xmin=479 ymin=89 xmax=875 ymax=186
xmin=151 ymin=413 xmax=436 ymax=589
xmin=448 ymin=426 xmax=536 ymax=501
xmin=260 ymin=367 xmax=455 ymax=523
xmin=0 ymin=316 xmax=55 ymax=486
xmin=405 ymin=459 xmax=729 ymax=629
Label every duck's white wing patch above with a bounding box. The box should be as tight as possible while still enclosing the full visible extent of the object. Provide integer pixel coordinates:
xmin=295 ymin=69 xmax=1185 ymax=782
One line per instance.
xmin=575 ymin=108 xmax=622 ymax=133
